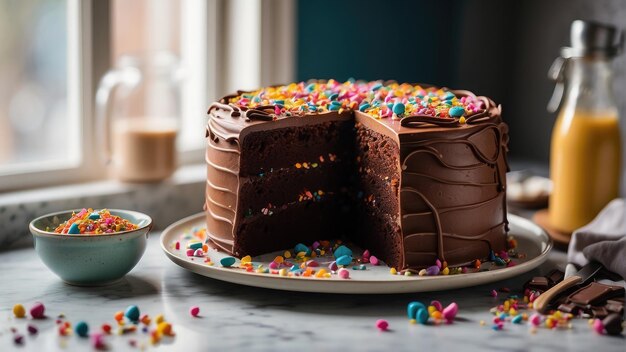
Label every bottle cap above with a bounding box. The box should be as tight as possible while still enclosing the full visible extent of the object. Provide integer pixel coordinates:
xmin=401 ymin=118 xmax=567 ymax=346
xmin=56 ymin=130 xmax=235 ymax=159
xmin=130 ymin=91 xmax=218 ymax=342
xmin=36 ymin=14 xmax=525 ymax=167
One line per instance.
xmin=561 ymin=20 xmax=623 ymax=58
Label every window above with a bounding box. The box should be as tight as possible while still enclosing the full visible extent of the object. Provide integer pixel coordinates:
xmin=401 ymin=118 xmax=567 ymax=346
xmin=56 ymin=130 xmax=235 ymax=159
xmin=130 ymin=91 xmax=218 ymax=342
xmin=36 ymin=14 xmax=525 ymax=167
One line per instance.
xmin=0 ymin=0 xmax=294 ymax=192
xmin=0 ymin=1 xmax=77 ymax=177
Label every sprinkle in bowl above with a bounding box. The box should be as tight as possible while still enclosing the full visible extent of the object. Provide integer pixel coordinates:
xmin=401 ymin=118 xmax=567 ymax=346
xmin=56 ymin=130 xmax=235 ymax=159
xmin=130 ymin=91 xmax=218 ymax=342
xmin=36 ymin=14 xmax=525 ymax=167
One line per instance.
xmin=29 ymin=209 xmax=152 ymax=286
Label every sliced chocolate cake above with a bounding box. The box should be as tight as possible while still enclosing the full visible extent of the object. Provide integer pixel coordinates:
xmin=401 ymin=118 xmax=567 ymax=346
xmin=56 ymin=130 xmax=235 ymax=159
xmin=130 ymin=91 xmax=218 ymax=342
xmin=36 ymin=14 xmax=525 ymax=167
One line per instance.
xmin=205 ymin=80 xmax=509 ymax=270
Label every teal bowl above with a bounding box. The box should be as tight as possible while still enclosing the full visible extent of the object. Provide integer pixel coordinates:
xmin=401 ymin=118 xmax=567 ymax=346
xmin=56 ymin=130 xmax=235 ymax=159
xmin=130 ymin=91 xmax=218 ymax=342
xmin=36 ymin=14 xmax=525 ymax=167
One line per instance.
xmin=29 ymin=209 xmax=152 ymax=286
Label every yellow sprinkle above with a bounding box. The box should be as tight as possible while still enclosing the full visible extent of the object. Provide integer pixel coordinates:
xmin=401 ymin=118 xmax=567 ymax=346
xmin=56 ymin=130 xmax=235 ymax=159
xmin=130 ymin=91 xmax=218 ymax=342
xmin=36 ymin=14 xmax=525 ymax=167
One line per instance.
xmin=319 ymin=250 xmax=325 ymax=256
xmin=155 ymin=314 xmax=165 ymax=325
xmin=241 ymin=255 xmax=252 ymax=264
xmin=295 ymin=163 xmax=302 ymax=169
xmin=418 ymin=269 xmax=427 ymax=276
xmin=409 ymin=319 xmax=417 ymax=324
xmin=480 ymin=320 xmax=486 ymax=326
xmin=459 ymin=116 xmax=466 ymax=124
xmin=442 ymin=267 xmax=450 ymax=275
xmin=278 ymin=268 xmax=288 ymax=277
xmin=315 ymin=269 xmax=328 ymax=278
xmin=283 ymin=251 xmax=292 ymax=259
xmin=428 ymin=306 xmax=437 ymax=315
xmin=12 ymin=304 xmax=25 ymax=318
xmin=390 ymin=267 xmax=397 ymax=275
xmin=404 ymin=271 xmax=413 ymax=276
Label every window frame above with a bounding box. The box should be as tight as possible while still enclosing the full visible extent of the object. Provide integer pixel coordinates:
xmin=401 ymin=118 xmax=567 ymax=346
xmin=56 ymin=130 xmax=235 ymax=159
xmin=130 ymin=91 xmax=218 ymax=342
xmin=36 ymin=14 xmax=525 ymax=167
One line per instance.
xmin=0 ymin=0 xmax=295 ymax=192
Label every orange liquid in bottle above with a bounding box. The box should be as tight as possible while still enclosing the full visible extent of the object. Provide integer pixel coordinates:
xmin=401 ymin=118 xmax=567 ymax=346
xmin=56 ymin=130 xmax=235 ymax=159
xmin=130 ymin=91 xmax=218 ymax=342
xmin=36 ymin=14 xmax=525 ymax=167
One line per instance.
xmin=549 ymin=110 xmax=621 ymax=233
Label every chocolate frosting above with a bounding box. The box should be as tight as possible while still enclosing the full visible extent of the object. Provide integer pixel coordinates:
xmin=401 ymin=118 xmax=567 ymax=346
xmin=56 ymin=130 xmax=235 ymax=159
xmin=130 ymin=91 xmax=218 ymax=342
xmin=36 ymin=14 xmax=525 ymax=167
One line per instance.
xmin=205 ymin=82 xmax=509 ymax=268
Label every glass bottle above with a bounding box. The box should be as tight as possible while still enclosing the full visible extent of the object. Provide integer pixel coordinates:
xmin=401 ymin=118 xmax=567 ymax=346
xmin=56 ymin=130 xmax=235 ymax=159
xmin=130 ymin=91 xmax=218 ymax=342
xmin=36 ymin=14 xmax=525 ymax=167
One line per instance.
xmin=548 ymin=20 xmax=623 ymax=233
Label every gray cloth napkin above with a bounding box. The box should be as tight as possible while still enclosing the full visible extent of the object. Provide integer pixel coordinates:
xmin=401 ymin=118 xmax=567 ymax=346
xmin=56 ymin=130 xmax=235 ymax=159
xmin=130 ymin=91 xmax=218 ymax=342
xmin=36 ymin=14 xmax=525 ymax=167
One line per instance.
xmin=567 ymin=198 xmax=626 ymax=279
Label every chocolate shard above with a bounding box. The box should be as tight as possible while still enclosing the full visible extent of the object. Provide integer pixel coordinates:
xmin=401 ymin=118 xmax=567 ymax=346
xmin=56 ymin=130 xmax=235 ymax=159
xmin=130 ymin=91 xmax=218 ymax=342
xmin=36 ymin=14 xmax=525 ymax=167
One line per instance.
xmin=547 ymin=269 xmax=565 ymax=286
xmin=568 ymin=282 xmax=626 ymax=306
xmin=525 ymin=277 xmax=550 ymax=291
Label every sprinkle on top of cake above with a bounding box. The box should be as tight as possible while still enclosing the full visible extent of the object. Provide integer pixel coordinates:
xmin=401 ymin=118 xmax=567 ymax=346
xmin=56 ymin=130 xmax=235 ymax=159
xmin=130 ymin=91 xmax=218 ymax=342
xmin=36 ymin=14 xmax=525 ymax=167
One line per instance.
xmin=226 ymin=80 xmax=487 ymax=121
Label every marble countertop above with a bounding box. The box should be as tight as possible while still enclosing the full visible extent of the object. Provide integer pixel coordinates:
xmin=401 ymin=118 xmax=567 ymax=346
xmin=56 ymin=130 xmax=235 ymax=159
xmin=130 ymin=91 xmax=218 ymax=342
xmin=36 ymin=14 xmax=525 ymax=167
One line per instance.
xmin=1 ymin=232 xmax=624 ymax=352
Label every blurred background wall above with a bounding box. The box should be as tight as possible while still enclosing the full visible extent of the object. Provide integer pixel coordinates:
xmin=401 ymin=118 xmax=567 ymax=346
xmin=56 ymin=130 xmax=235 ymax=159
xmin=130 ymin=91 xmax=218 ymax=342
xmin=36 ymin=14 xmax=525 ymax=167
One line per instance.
xmin=297 ymin=0 xmax=626 ymax=172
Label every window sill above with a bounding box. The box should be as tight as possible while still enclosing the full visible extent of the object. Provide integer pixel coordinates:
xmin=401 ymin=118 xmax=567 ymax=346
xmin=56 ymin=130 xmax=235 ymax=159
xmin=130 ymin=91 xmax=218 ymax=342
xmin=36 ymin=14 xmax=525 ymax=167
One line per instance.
xmin=0 ymin=164 xmax=206 ymax=250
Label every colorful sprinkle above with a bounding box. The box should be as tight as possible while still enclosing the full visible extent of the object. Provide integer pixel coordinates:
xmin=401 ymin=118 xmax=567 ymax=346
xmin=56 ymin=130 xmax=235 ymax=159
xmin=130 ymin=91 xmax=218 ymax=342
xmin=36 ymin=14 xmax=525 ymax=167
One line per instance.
xmin=189 ymin=306 xmax=200 ymax=317
xmin=12 ymin=304 xmax=25 ymax=318
xmin=375 ymin=319 xmax=389 ymax=331
xmin=75 ymin=321 xmax=89 ymax=338
xmin=220 ymin=257 xmax=236 ymax=267
xmin=338 ymin=268 xmax=350 ymax=279
xmin=125 ymin=305 xmax=140 ymax=322
xmin=30 ymin=302 xmax=45 ymax=319
xmin=53 ymin=208 xmax=138 ymax=235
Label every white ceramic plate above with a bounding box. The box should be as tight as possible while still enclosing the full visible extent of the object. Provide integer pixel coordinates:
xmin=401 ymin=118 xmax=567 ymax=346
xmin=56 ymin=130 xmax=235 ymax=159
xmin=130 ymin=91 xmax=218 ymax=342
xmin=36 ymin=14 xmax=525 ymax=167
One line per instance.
xmin=161 ymin=213 xmax=552 ymax=294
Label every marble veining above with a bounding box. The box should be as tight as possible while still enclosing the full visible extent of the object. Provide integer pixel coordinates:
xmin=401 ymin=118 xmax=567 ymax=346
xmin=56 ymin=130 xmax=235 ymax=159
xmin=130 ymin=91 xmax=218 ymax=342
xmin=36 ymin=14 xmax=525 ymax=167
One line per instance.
xmin=0 ymin=234 xmax=623 ymax=351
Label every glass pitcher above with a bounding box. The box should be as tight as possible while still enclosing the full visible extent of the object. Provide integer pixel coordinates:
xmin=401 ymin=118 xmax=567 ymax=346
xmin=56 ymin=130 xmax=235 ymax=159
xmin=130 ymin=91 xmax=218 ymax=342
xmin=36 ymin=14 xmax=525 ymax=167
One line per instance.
xmin=547 ymin=20 xmax=623 ymax=233
xmin=96 ymin=52 xmax=182 ymax=182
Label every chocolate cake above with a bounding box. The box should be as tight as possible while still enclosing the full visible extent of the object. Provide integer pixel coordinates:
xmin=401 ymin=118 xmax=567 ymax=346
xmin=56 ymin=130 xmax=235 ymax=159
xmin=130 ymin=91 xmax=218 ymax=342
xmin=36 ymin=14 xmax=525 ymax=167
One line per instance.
xmin=205 ymin=80 xmax=509 ymax=270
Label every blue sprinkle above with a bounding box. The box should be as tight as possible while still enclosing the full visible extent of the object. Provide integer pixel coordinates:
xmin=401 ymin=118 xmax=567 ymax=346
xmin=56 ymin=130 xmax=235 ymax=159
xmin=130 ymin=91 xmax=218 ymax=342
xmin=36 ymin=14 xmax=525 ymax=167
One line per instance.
xmin=336 ymin=255 xmax=352 ymax=266
xmin=371 ymin=82 xmax=383 ymax=91
xmin=74 ymin=321 xmax=89 ymax=337
xmin=489 ymin=250 xmax=496 ymax=261
xmin=449 ymin=106 xmax=465 ymax=117
xmin=309 ymin=106 xmax=317 ymax=112
xmin=125 ymin=305 xmax=140 ymax=322
xmin=328 ymin=93 xmax=339 ymax=100
xmin=392 ymin=102 xmax=405 ymax=115
xmin=443 ymin=91 xmax=456 ymax=100
xmin=416 ymin=308 xmax=429 ymax=324
xmin=252 ymin=96 xmax=261 ymax=103
xmin=294 ymin=243 xmax=311 ymax=256
xmin=512 ymin=315 xmax=523 ymax=324
xmin=188 ymin=242 xmax=203 ymax=250
xmin=333 ymin=245 xmax=352 ymax=259
xmin=359 ymin=103 xmax=371 ymax=112
xmin=220 ymin=257 xmax=236 ymax=267
xmin=305 ymin=83 xmax=315 ymax=91
xmin=68 ymin=223 xmax=80 ymax=234
xmin=407 ymin=301 xmax=426 ymax=319
xmin=88 ymin=212 xmax=100 ymax=220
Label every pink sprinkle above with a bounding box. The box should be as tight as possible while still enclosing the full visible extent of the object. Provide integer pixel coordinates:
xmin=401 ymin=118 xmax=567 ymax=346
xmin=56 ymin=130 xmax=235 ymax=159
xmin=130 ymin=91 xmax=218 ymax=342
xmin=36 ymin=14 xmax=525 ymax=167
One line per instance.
xmin=375 ymin=319 xmax=389 ymax=331
xmin=369 ymin=256 xmax=380 ymax=266
xmin=269 ymin=261 xmax=279 ymax=270
xmin=91 ymin=333 xmax=106 ymax=350
xmin=442 ymin=302 xmax=458 ymax=323
xmin=194 ymin=249 xmax=204 ymax=257
xmin=435 ymin=259 xmax=442 ymax=269
xmin=328 ymin=261 xmax=338 ymax=271
xmin=430 ymin=300 xmax=443 ymax=312
xmin=490 ymin=289 xmax=498 ymax=298
xmin=529 ymin=313 xmax=541 ymax=326
xmin=189 ymin=306 xmax=200 ymax=317
xmin=306 ymin=260 xmax=319 ymax=267
xmin=30 ymin=302 xmax=45 ymax=319
xmin=186 ymin=249 xmax=194 ymax=257
xmin=338 ymin=268 xmax=350 ymax=279
xmin=362 ymin=249 xmax=371 ymax=259
xmin=175 ymin=241 xmax=180 ymax=250
xmin=529 ymin=292 xmax=537 ymax=302
xmin=274 ymin=106 xmax=281 ymax=114
xmin=593 ymin=319 xmax=604 ymax=334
